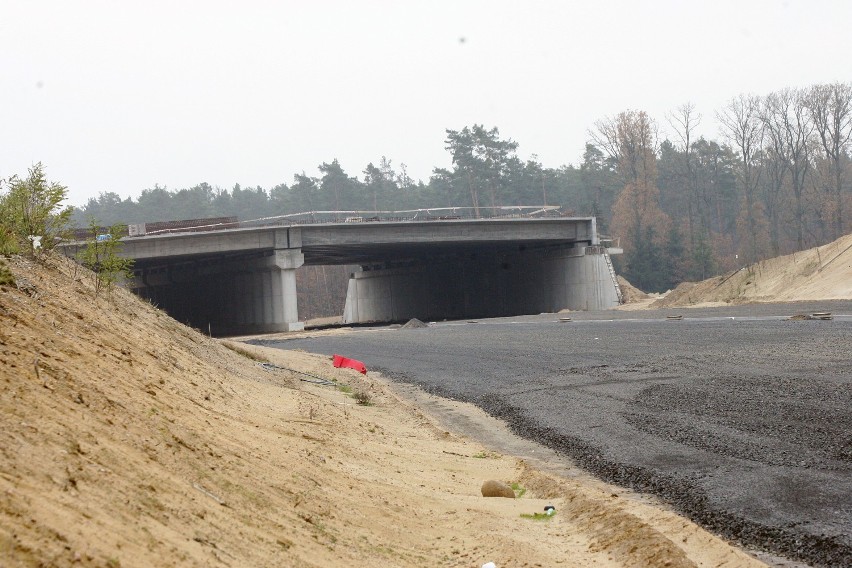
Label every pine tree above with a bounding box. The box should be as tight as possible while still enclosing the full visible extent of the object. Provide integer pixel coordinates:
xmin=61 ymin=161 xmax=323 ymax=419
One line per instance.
xmin=78 ymin=219 xmax=135 ymax=298
xmin=0 ymin=163 xmax=72 ymax=256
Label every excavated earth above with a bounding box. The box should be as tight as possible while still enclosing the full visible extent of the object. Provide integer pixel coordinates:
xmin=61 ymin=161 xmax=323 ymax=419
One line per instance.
xmin=3 ymin=255 xmax=779 ymax=568
xmin=254 ymin=303 xmax=852 ymax=568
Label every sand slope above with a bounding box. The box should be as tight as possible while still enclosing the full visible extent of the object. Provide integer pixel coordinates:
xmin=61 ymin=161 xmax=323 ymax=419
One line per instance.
xmin=646 ymin=233 xmax=852 ymax=309
xmin=0 ymin=255 xmax=766 ymax=567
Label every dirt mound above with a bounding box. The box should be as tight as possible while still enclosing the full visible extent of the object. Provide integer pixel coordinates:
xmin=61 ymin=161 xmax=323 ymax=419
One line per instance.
xmin=400 ymin=317 xmax=428 ymax=329
xmin=651 ymin=232 xmax=852 ymax=308
xmin=617 ymin=276 xmax=650 ymax=303
xmin=650 ymin=281 xmax=701 ymax=308
xmin=0 ymin=254 xmax=766 ymax=567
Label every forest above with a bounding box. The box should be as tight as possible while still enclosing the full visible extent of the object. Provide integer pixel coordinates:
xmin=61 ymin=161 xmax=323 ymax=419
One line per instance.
xmin=72 ymin=82 xmax=852 ymax=293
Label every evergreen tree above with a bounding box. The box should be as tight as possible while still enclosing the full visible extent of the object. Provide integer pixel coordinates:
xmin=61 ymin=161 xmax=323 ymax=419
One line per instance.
xmin=78 ymin=219 xmax=135 ymax=298
xmin=624 ymin=225 xmax=667 ymax=292
xmin=444 ymin=125 xmax=519 ymax=215
xmin=663 ymin=223 xmax=687 ymax=289
xmin=318 ymin=160 xmax=362 ymax=211
xmin=690 ymin=229 xmax=716 ymax=281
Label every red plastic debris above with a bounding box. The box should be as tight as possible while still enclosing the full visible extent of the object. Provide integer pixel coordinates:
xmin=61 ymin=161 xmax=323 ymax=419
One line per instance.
xmin=332 ymin=354 xmax=367 ymax=375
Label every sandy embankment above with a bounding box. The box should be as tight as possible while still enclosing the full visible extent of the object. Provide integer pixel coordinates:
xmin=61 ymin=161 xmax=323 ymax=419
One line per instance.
xmin=617 ymin=232 xmax=852 ymax=310
xmin=0 ymin=255 xmax=767 ymax=567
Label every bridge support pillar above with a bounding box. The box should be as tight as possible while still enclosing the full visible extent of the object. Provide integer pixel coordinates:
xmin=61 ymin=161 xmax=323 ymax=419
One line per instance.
xmin=268 ymin=249 xmax=305 ymax=332
xmin=132 ymin=248 xmax=305 ymax=336
xmin=238 ymin=249 xmax=305 ymax=333
xmin=224 ymin=248 xmax=306 ymax=334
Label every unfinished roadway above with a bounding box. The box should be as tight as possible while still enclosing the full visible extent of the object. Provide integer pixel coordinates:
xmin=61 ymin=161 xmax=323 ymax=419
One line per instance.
xmin=249 ymin=301 xmax=852 ymax=568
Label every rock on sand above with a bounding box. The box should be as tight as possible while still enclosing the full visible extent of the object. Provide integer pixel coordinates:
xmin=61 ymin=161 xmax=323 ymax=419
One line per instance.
xmin=481 ymin=480 xmax=515 ymax=498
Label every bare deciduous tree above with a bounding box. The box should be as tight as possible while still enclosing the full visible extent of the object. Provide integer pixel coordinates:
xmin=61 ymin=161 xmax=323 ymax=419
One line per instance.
xmin=718 ymin=94 xmax=765 ymax=262
xmin=758 ymin=91 xmax=791 ymax=255
xmin=805 ymin=82 xmax=852 ymax=240
xmin=593 ymin=110 xmax=668 ymax=289
xmin=760 ymin=89 xmax=814 ymax=250
xmin=667 ymin=102 xmax=701 ymax=248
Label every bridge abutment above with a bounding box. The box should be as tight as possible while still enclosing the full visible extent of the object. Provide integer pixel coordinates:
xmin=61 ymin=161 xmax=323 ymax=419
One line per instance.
xmin=342 ymin=245 xmax=619 ymax=324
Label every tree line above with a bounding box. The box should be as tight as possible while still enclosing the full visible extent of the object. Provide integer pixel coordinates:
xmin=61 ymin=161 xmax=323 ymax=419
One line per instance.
xmin=593 ymin=82 xmax=852 ymax=291
xmin=70 ymin=82 xmax=852 ymax=293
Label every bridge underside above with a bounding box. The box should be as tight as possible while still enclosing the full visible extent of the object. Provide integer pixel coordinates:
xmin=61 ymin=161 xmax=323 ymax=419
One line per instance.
xmin=129 ymin=241 xmax=618 ymax=335
xmin=343 ymin=244 xmax=618 ymax=323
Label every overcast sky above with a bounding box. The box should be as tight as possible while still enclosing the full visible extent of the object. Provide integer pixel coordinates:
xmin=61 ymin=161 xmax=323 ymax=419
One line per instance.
xmin=2 ymin=0 xmax=851 ymax=206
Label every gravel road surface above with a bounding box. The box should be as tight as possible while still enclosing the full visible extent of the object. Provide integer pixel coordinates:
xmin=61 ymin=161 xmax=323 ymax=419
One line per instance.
xmin=250 ymin=301 xmax=852 ymax=567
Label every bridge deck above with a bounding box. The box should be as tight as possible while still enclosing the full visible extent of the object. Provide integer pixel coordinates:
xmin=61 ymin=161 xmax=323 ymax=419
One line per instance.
xmin=103 ymin=217 xmax=598 ymax=267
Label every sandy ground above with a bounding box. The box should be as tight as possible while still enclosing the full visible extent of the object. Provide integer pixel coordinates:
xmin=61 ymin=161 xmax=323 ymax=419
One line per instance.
xmin=617 ymin=233 xmax=852 ymax=311
xmin=0 ymin=254 xmax=769 ymax=567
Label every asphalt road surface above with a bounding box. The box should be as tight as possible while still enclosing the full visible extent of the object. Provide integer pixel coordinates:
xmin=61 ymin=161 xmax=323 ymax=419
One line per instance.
xmin=250 ymin=301 xmax=852 ymax=567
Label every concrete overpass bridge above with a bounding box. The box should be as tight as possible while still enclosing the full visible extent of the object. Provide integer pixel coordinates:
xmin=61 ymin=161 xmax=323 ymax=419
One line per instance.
xmin=63 ymin=211 xmax=622 ymax=335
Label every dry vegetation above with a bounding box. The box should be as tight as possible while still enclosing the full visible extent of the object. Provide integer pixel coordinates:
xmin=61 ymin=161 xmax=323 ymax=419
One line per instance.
xmin=0 ymin=254 xmax=767 ymax=567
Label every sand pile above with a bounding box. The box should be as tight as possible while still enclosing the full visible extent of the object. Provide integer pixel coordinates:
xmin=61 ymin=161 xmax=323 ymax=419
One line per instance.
xmin=400 ymin=318 xmax=429 ymax=329
xmin=650 ymin=232 xmax=852 ymax=308
xmin=617 ymin=276 xmax=651 ymax=303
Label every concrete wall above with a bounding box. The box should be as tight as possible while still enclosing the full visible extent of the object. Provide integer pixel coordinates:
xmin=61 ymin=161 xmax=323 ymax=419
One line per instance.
xmin=343 ymin=246 xmax=620 ymax=323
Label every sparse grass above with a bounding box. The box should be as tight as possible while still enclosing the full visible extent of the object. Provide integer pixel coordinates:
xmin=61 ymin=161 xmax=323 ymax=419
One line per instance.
xmin=0 ymin=260 xmax=14 ymax=286
xmin=353 ymin=388 xmax=372 ymax=406
xmin=220 ymin=477 xmax=264 ymax=506
xmin=520 ymin=511 xmax=555 ymax=521
xmin=472 ymin=450 xmax=500 ymax=459
xmin=802 ymin=258 xmax=820 ymax=276
xmin=221 ymin=341 xmax=268 ymax=362
xmin=511 ymin=482 xmax=527 ymax=498
xmin=338 ymin=383 xmax=373 ymax=406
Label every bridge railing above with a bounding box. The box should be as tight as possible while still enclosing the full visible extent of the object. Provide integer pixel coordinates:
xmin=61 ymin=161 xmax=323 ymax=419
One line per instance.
xmin=115 ymin=206 xmax=568 ymax=237
xmin=239 ymin=205 xmax=565 ymax=228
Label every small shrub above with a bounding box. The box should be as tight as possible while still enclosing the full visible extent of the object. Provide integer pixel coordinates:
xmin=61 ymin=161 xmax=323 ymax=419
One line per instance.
xmin=353 ymin=388 xmax=372 ymax=406
xmin=0 ymin=229 xmax=17 ymax=255
xmin=78 ymin=219 xmax=134 ymax=297
xmin=0 ymin=163 xmax=72 ymax=257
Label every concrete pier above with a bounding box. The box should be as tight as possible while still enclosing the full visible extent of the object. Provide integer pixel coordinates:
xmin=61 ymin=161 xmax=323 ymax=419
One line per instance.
xmin=135 ymin=248 xmax=305 ymax=335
